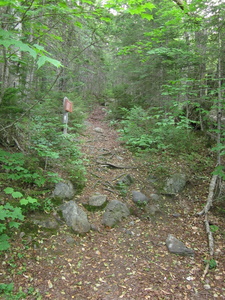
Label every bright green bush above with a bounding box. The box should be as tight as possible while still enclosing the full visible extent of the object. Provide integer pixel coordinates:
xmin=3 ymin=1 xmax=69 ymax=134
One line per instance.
xmin=0 ymin=149 xmax=52 ymax=187
xmin=0 ymin=93 xmax=86 ymax=203
xmin=0 ymin=124 xmax=85 ymax=191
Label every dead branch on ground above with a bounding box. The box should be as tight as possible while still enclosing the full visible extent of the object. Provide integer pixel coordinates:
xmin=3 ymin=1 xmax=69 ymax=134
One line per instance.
xmin=96 ymin=160 xmax=134 ymax=169
xmin=197 ymin=174 xmax=218 ymax=279
xmin=197 ymin=174 xmax=218 ymax=216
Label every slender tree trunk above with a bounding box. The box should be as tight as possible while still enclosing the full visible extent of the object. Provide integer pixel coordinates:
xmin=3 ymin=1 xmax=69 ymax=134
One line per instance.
xmin=0 ymin=47 xmax=9 ymax=103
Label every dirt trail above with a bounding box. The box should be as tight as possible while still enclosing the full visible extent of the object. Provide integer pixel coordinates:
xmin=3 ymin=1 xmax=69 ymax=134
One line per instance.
xmin=2 ymin=105 xmax=225 ymax=300
xmin=79 ymin=105 xmax=151 ymax=205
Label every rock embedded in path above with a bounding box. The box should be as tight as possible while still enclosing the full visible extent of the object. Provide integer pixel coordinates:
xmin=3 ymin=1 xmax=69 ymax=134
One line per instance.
xmin=94 ymin=127 xmax=104 ymax=133
xmin=89 ymin=193 xmax=107 ymax=207
xmin=163 ymin=173 xmax=187 ymax=195
xmin=66 ymin=236 xmax=75 ymax=244
xmin=102 ymin=200 xmax=130 ymax=227
xmin=172 ymin=213 xmax=181 ymax=218
xmin=32 ymin=216 xmax=59 ymax=229
xmin=166 ymin=234 xmax=194 ymax=256
xmin=59 ymin=201 xmax=91 ymax=234
xmin=52 ymin=180 xmax=75 ymax=200
xmin=132 ymin=191 xmax=149 ymax=205
xmin=83 ymin=193 xmax=108 ymax=211
xmin=144 ymin=203 xmax=161 ymax=216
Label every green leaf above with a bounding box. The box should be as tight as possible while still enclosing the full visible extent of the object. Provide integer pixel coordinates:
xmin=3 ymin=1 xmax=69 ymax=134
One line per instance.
xmin=100 ymin=16 xmax=112 ymax=22
xmin=20 ymin=196 xmax=37 ymax=205
xmin=4 ymin=187 xmax=14 ymax=194
xmin=2 ymin=203 xmax=14 ymax=210
xmin=12 ymin=191 xmax=23 ymax=199
xmin=74 ymin=21 xmax=82 ymax=28
xmin=9 ymin=221 xmax=21 ymax=229
xmin=0 ymin=38 xmax=37 ymax=58
xmin=11 ymin=207 xmax=24 ymax=220
xmin=0 ymin=1 xmax=11 ymax=6
xmin=0 ymin=28 xmax=14 ymax=38
xmin=26 ymin=196 xmax=38 ymax=204
xmin=0 ymin=224 xmax=6 ymax=233
xmin=128 ymin=2 xmax=155 ymax=15
xmin=144 ymin=3 xmax=155 ymax=10
xmin=0 ymin=234 xmax=10 ymax=251
xmin=141 ymin=13 xmax=153 ymax=20
xmin=33 ymin=43 xmax=47 ymax=53
xmin=37 ymin=56 xmax=62 ymax=69
xmin=0 ymin=211 xmax=6 ymax=222
xmin=20 ymin=198 xmax=28 ymax=205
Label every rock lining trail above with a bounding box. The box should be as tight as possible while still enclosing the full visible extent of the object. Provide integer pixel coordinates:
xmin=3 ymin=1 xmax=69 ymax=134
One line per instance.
xmin=2 ymin=105 xmax=225 ymax=299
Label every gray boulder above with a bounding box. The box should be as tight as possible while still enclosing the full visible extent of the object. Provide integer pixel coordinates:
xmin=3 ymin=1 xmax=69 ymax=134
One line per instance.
xmin=59 ymin=201 xmax=90 ymax=234
xmin=166 ymin=234 xmax=194 ymax=256
xmin=163 ymin=173 xmax=187 ymax=195
xmin=83 ymin=193 xmax=108 ymax=211
xmin=89 ymin=193 xmax=107 ymax=207
xmin=102 ymin=200 xmax=130 ymax=227
xmin=52 ymin=180 xmax=75 ymax=200
xmin=132 ymin=191 xmax=149 ymax=205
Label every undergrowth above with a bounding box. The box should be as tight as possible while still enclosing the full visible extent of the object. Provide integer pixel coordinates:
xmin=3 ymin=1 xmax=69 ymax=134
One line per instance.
xmin=0 ymin=94 xmax=87 ymax=256
xmin=117 ymin=106 xmax=204 ymax=155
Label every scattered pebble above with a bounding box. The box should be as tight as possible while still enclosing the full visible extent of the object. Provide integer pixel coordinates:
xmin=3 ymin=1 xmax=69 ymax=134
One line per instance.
xmin=186 ymin=276 xmax=194 ymax=281
xmin=20 ymin=232 xmax=25 ymax=238
xmin=94 ymin=127 xmax=104 ymax=133
xmin=172 ymin=213 xmax=181 ymax=217
xmin=204 ymin=284 xmax=211 ymax=290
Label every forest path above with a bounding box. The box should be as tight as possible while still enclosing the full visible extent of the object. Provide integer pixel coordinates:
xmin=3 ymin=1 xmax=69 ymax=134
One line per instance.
xmin=2 ymin=105 xmax=225 ymax=300
xmin=78 ymin=105 xmax=153 ymax=209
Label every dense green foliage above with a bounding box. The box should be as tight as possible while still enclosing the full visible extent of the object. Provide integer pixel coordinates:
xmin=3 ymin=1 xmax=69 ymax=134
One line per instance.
xmin=118 ymin=106 xmax=197 ymax=153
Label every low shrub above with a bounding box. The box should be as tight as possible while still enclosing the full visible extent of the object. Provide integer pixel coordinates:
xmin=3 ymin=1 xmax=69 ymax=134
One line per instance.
xmin=118 ymin=106 xmax=198 ymax=154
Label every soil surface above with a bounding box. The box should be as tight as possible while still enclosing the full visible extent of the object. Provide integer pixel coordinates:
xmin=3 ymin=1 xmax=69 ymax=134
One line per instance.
xmin=1 ymin=105 xmax=225 ymax=299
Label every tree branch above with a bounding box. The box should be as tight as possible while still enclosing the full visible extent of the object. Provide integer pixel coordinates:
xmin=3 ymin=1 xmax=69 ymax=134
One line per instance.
xmin=197 ymin=174 xmax=218 ymax=216
xmin=172 ymin=0 xmax=186 ymax=11
xmin=204 ymin=214 xmax=214 ymax=256
xmin=172 ymin=0 xmax=192 ymax=16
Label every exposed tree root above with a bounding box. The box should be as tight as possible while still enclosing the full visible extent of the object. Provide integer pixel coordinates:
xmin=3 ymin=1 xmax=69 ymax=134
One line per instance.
xmin=96 ymin=161 xmax=134 ymax=169
xmin=202 ymin=263 xmax=209 ymax=281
